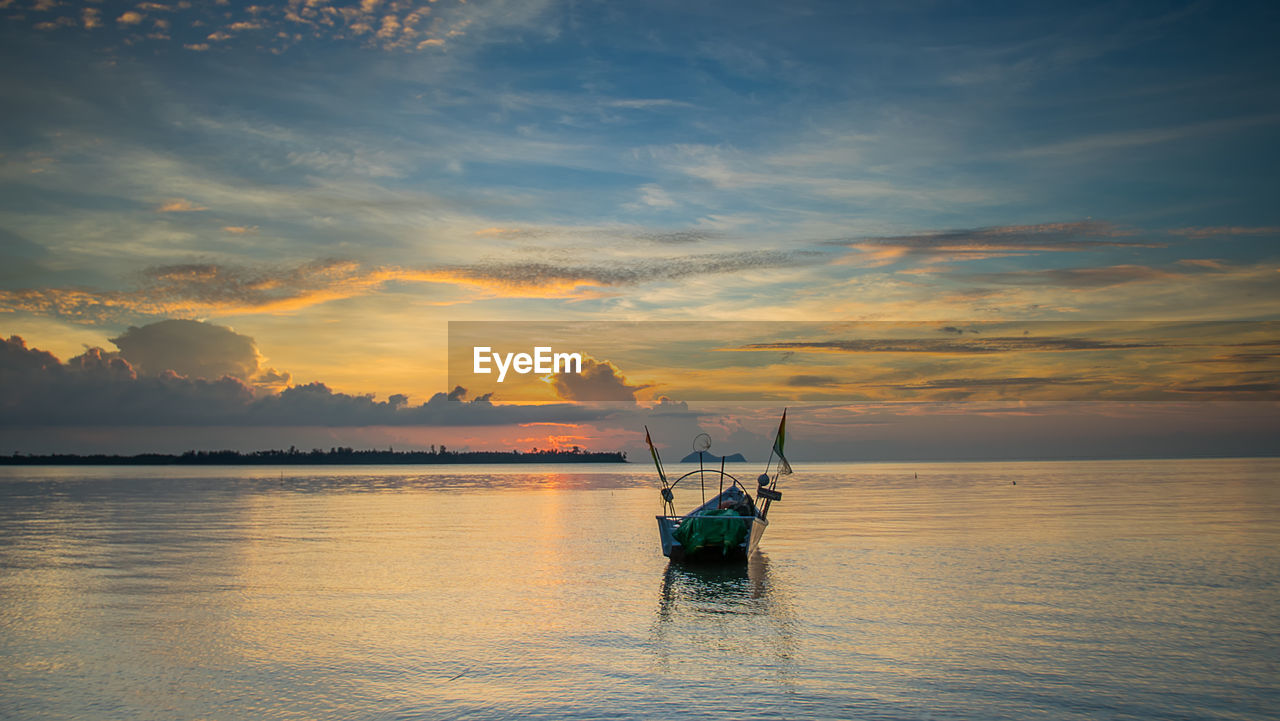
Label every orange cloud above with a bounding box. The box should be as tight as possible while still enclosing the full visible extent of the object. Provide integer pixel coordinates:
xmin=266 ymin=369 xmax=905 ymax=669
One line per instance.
xmin=155 ymin=198 xmax=207 ymax=212
xmin=10 ymin=0 xmax=455 ymax=54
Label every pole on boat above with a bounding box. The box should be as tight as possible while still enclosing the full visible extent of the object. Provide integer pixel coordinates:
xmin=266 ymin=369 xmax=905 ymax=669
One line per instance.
xmin=698 ymin=450 xmax=705 ymax=506
xmin=646 ymin=426 xmax=676 ymax=516
xmin=758 ymin=409 xmax=790 ymax=519
xmin=692 ymin=433 xmax=712 ymax=509
xmin=719 ymin=455 xmax=725 ymax=498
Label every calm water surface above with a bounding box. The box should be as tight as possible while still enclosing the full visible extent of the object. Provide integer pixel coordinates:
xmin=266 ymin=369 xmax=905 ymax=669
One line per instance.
xmin=1 ymin=459 xmax=1277 ymax=720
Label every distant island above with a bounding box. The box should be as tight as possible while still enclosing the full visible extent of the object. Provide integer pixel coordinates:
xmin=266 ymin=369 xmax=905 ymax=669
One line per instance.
xmin=679 ymin=451 xmax=747 ymax=463
xmin=0 ymin=446 xmax=628 ymax=465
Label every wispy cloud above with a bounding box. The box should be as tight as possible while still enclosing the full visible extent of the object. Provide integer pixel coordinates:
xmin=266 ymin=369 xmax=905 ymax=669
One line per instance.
xmin=833 ymin=221 xmax=1154 ymax=267
xmin=606 ymin=99 xmax=694 ymax=110
xmin=5 ymin=0 xmax=485 ymax=54
xmin=964 ymin=265 xmax=1179 ymax=288
xmin=0 ymin=249 xmax=830 ymax=323
xmin=740 ymin=337 xmax=1162 ymax=355
xmin=1010 ymin=114 xmax=1280 ymax=159
xmin=155 ymin=198 xmax=208 ymax=213
xmin=1170 ymin=226 xmax=1280 ymax=239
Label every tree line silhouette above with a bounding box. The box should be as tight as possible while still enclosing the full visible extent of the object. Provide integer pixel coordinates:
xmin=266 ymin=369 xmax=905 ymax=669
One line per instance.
xmin=1 ymin=446 xmax=627 ymax=465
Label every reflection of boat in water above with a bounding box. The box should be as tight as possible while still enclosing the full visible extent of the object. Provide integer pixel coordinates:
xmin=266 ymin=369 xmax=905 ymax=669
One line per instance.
xmin=651 ymin=552 xmax=797 ymax=677
xmin=645 ymin=412 xmax=792 ymax=562
xmin=657 ymin=552 xmax=773 ymax=617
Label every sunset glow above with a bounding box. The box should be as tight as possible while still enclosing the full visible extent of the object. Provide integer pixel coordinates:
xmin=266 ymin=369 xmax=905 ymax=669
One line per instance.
xmin=2 ymin=1 xmax=1277 ymax=459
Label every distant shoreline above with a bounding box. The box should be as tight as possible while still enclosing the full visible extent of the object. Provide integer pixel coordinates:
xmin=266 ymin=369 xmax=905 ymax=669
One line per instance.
xmin=0 ymin=448 xmax=628 ymax=465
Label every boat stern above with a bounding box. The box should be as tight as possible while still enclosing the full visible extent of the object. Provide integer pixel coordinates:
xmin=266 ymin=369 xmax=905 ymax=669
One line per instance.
xmin=656 ymin=515 xmax=682 ymax=557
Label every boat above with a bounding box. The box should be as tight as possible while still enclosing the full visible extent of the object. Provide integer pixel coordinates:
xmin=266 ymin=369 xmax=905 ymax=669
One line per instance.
xmin=646 ymin=410 xmax=792 ymax=562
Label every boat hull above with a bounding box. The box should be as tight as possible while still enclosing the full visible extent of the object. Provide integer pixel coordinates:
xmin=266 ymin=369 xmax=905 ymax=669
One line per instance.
xmin=656 ymin=513 xmax=768 ymax=562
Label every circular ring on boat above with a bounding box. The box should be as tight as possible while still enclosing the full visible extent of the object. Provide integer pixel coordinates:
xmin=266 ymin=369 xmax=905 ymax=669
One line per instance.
xmin=668 ymin=467 xmax=743 ymax=490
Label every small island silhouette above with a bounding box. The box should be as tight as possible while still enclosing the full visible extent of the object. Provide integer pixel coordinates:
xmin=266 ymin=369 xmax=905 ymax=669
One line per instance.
xmin=678 ymin=451 xmax=747 ymax=463
xmin=1 ymin=446 xmax=627 ymax=466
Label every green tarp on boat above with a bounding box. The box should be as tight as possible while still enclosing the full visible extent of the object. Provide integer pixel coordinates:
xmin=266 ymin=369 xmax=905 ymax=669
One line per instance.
xmin=673 ymin=509 xmax=749 ymax=555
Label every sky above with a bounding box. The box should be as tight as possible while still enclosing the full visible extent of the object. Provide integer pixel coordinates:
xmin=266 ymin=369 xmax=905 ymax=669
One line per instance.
xmin=1 ymin=0 xmax=1278 ymax=460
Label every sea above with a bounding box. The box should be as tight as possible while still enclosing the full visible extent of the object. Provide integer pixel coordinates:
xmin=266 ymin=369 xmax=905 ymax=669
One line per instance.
xmin=0 ymin=459 xmax=1277 ymax=720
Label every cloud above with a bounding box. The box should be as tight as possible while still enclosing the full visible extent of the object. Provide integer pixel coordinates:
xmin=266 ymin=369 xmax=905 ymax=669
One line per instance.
xmin=155 ymin=198 xmax=207 ymax=212
xmin=634 ymin=230 xmax=719 ymax=244
xmin=1010 ymin=114 xmax=1280 ymax=159
xmin=0 ymin=260 xmax=389 ymax=322
xmin=740 ymin=337 xmax=1162 ymax=354
xmin=550 ymin=357 xmax=648 ymax=401
xmin=834 ymin=221 xmax=1155 ymax=267
xmin=110 ymin=319 xmax=261 ymax=381
xmin=965 ymin=265 xmax=1179 ymax=288
xmin=0 ymin=335 xmax=609 ymax=427
xmin=634 ymin=184 xmax=677 ymax=209
xmin=785 ymin=374 xmax=842 ymax=387
xmin=426 ymin=249 xmax=824 ymax=292
xmin=0 ymin=251 xmax=827 ymax=323
xmin=607 ymin=99 xmax=694 ymax=110
xmin=253 ymin=366 xmax=292 ymax=394
xmin=6 ymin=0 xmax=474 ymax=54
xmin=1170 ymin=226 xmax=1280 ymax=239
xmin=1173 ymin=382 xmax=1280 ymax=394
xmin=876 ymin=376 xmax=1095 ymax=390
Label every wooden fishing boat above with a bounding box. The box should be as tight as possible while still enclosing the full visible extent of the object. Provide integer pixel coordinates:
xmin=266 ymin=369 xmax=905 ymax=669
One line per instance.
xmin=646 ymin=411 xmax=791 ymax=562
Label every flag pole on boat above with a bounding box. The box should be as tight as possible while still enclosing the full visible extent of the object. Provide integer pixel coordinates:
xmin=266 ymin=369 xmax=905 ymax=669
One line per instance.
xmin=762 ymin=408 xmax=791 ymax=483
xmin=758 ymin=409 xmax=789 ymax=518
xmin=693 ymin=433 xmax=712 ymax=508
xmin=646 ymin=426 xmax=676 ymax=516
xmin=771 ymin=408 xmax=792 ymax=483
